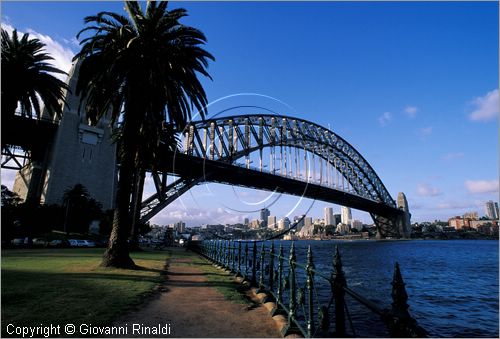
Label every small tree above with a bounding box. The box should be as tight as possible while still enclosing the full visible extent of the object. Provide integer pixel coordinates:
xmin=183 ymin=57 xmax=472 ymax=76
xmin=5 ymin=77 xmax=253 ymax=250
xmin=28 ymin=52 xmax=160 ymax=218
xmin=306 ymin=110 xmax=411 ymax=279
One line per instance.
xmin=62 ymin=184 xmax=103 ymax=234
xmin=1 ymin=185 xmax=22 ymax=241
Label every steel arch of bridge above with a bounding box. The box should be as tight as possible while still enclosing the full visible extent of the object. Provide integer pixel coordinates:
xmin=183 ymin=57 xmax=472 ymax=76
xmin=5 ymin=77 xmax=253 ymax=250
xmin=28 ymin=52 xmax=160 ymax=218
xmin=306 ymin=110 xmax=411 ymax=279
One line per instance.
xmin=141 ymin=114 xmax=408 ymax=238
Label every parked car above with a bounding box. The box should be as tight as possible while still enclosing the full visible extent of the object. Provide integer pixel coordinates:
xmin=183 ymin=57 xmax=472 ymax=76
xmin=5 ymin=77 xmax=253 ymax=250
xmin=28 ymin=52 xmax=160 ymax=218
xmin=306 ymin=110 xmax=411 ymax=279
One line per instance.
xmin=68 ymin=239 xmax=86 ymax=247
xmin=82 ymin=240 xmax=96 ymax=247
xmin=32 ymin=238 xmax=48 ymax=247
xmin=48 ymin=239 xmax=70 ymax=248
xmin=68 ymin=239 xmax=96 ymax=247
xmin=11 ymin=238 xmax=25 ymax=246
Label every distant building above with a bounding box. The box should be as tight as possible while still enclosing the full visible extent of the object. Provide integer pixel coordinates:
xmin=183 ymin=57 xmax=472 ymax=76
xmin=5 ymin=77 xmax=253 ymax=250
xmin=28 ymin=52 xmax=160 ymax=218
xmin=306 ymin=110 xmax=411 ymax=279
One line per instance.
xmin=278 ymin=217 xmax=290 ymax=230
xmin=336 ymin=223 xmax=350 ymax=235
xmin=313 ymin=218 xmax=324 ymax=226
xmin=244 ymin=218 xmax=249 ymax=227
xmin=448 ymin=216 xmax=469 ymax=230
xmin=299 ymin=218 xmax=314 ymax=237
xmin=470 ymin=219 xmax=498 ymax=229
xmin=175 ymin=221 xmax=186 ymax=233
xmin=341 ymin=206 xmax=352 ymax=226
xmin=260 ymin=208 xmax=271 ymax=227
xmin=485 ymin=201 xmax=499 ymax=220
xmin=333 ymin=214 xmax=341 ymax=227
xmin=324 ymin=207 xmax=334 ymax=226
xmin=202 ymin=224 xmax=225 ymax=232
xmin=463 ymin=211 xmax=479 ymax=220
xmin=250 ymin=219 xmax=262 ymax=229
xmin=293 ymin=215 xmax=305 ymax=231
xmin=268 ymin=216 xmax=277 ymax=229
xmin=352 ymin=219 xmax=363 ymax=231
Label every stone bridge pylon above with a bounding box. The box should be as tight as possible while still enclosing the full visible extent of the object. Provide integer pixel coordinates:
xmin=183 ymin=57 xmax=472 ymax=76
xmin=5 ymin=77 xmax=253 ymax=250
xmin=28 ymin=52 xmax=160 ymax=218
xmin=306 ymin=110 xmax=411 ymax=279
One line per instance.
xmin=12 ymin=60 xmax=118 ymax=210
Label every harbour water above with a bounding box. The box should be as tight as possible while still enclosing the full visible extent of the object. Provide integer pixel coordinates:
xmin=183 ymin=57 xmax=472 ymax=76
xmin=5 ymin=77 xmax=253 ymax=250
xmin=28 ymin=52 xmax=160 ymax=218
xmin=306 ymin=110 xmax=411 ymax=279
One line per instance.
xmin=273 ymin=239 xmax=499 ymax=338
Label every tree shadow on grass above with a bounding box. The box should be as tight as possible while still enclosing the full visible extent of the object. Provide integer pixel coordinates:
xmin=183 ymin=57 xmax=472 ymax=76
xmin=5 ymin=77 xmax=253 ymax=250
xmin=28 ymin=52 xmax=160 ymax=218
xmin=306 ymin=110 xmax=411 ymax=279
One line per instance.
xmin=1 ymin=268 xmax=163 ymax=338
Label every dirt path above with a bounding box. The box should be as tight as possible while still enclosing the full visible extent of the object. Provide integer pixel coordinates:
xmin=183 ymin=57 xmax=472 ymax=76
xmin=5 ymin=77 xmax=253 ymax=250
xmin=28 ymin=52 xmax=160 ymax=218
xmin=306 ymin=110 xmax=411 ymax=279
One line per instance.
xmin=113 ymin=248 xmax=282 ymax=338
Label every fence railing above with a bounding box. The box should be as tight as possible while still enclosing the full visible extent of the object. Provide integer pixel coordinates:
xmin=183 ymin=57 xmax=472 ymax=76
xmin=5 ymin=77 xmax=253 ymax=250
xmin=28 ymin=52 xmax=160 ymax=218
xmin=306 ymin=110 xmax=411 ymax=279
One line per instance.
xmin=190 ymin=240 xmax=427 ymax=338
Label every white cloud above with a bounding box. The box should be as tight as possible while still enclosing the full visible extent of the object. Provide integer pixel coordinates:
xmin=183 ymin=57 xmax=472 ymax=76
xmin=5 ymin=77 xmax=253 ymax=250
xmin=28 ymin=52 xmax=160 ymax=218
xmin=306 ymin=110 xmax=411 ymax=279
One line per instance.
xmin=417 ymin=126 xmax=433 ymax=139
xmin=151 ymin=205 xmax=246 ymax=227
xmin=442 ymin=152 xmax=465 ymax=161
xmin=435 ymin=201 xmax=480 ymax=210
xmin=469 ymin=89 xmax=499 ymax=122
xmin=416 ymin=183 xmax=442 ymax=197
xmin=414 ymin=200 xmax=483 ymax=211
xmin=378 ymin=112 xmax=392 ymax=126
xmin=1 ymin=23 xmax=14 ymax=34
xmin=1 ymin=24 xmax=75 ymax=80
xmin=404 ymin=106 xmax=418 ymax=118
xmin=464 ymin=179 xmax=499 ymax=194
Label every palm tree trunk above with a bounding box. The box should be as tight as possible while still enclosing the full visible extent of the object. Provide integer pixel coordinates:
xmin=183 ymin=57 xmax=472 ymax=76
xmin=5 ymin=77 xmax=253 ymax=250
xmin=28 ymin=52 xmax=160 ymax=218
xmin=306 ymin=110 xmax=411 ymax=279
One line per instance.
xmin=129 ymin=168 xmax=145 ymax=251
xmin=1 ymin=94 xmax=18 ymax=119
xmin=100 ymin=106 xmax=140 ymax=268
xmin=101 ymin=153 xmax=136 ymax=268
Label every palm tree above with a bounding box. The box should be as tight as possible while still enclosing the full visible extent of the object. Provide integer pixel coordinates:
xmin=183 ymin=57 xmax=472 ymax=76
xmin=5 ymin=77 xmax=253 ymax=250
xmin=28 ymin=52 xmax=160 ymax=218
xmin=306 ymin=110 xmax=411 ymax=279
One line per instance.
xmin=74 ymin=1 xmax=214 ymax=268
xmin=1 ymin=29 xmax=69 ymax=121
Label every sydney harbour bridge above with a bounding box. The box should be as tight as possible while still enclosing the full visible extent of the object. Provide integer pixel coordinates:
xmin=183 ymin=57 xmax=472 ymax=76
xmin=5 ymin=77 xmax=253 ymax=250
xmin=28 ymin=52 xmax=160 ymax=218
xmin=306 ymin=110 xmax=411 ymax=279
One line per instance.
xmin=2 ymin=63 xmax=411 ymax=239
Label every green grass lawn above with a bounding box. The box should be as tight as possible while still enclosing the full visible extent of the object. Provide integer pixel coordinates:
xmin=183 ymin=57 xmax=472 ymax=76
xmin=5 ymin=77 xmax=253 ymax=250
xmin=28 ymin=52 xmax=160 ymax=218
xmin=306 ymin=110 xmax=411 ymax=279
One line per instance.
xmin=1 ymin=248 xmax=167 ymax=336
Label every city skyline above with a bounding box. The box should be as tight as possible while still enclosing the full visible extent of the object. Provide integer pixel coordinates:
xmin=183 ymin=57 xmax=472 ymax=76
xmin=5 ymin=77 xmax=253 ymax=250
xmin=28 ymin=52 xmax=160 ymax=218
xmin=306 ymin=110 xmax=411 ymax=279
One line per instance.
xmin=171 ymin=199 xmax=499 ymax=229
xmin=1 ymin=1 xmax=498 ymax=226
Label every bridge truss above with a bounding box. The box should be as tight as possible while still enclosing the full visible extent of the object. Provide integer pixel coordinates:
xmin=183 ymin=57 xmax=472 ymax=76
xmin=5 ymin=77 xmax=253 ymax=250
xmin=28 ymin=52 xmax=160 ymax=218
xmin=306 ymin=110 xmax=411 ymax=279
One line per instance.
xmin=140 ymin=114 xmax=407 ymax=238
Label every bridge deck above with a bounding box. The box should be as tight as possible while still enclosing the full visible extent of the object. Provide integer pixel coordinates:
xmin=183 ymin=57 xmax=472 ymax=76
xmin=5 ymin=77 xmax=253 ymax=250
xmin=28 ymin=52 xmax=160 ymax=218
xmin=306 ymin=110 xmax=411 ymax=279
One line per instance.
xmin=2 ymin=115 xmax=58 ymax=150
xmin=157 ymin=152 xmax=403 ymax=219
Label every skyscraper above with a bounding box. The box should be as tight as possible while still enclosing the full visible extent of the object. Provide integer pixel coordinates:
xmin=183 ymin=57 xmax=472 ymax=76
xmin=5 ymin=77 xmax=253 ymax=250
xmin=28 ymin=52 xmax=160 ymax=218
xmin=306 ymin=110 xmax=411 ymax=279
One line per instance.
xmin=324 ymin=207 xmax=334 ymax=226
xmin=278 ymin=217 xmax=290 ymax=230
xmin=333 ymin=214 xmax=341 ymax=226
xmin=260 ymin=208 xmax=270 ymax=227
xmin=341 ymin=206 xmax=352 ymax=225
xmin=267 ymin=216 xmax=277 ymax=229
xmin=293 ymin=215 xmax=305 ymax=231
xmin=485 ymin=201 xmax=499 ymax=220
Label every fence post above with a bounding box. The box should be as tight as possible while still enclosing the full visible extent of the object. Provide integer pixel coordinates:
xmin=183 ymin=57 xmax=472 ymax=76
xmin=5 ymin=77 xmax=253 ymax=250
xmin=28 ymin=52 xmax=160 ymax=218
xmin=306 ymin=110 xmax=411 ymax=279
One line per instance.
xmin=271 ymin=244 xmax=286 ymax=316
xmin=212 ymin=241 xmax=215 ymax=262
xmin=282 ymin=242 xmax=301 ymax=336
xmin=210 ymin=241 xmax=214 ymax=261
xmin=244 ymin=242 xmax=249 ymax=279
xmin=212 ymin=241 xmax=216 ymax=262
xmin=231 ymin=240 xmax=236 ymax=273
xmin=269 ymin=241 xmax=275 ymax=293
xmin=306 ymin=245 xmax=315 ymax=337
xmin=237 ymin=241 xmax=242 ymax=277
xmin=214 ymin=241 xmax=218 ymax=264
xmin=333 ymin=245 xmax=346 ymax=336
xmin=224 ymin=240 xmax=229 ymax=269
xmin=221 ymin=241 xmax=225 ymax=268
xmin=386 ymin=262 xmax=427 ymax=338
xmin=263 ymin=241 xmax=275 ymax=303
xmin=257 ymin=243 xmax=266 ymax=293
xmin=251 ymin=241 xmax=258 ymax=286
xmin=221 ymin=241 xmax=225 ymax=267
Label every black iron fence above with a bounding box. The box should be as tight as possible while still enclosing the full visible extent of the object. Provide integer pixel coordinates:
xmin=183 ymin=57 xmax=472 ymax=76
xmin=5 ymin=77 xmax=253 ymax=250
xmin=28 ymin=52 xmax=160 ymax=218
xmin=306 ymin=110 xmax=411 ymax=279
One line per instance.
xmin=190 ymin=240 xmax=427 ymax=338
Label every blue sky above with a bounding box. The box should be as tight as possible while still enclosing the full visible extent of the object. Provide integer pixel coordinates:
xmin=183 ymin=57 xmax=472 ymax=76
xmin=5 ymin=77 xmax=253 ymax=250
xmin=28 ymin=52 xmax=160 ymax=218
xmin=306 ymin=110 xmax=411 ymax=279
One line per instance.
xmin=1 ymin=1 xmax=498 ymax=226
